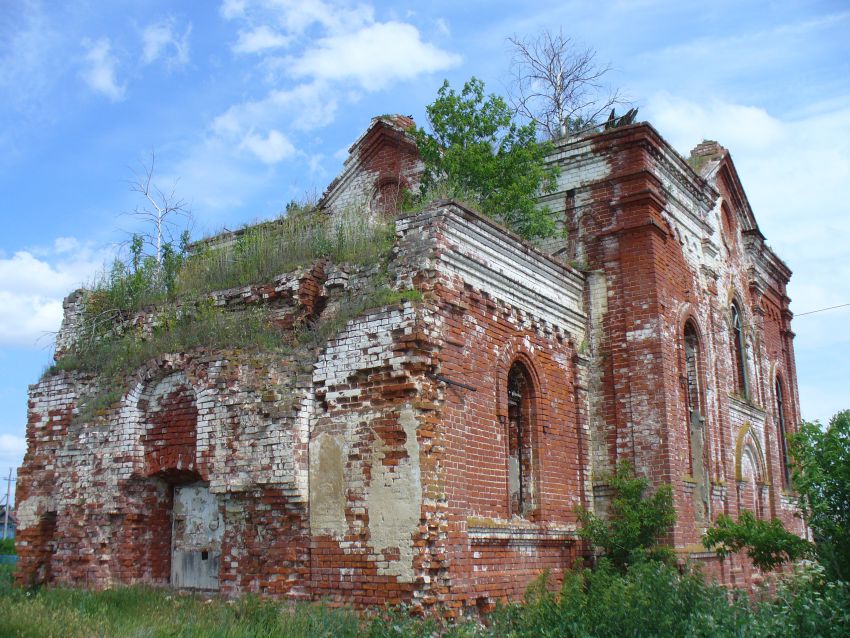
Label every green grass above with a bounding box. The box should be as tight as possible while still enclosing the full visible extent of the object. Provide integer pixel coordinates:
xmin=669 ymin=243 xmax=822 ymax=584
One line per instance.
xmin=0 ymin=565 xmax=474 ymax=638
xmin=45 ymin=304 xmax=287 ymax=422
xmin=46 ymin=282 xmax=423 ymax=424
xmin=177 ymin=209 xmax=395 ymax=299
xmin=2 ymin=562 xmax=848 ymax=637
xmin=84 ymin=207 xmax=395 ymax=321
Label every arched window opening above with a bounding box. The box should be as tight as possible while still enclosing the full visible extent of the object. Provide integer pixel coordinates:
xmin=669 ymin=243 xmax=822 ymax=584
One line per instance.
xmin=684 ymin=322 xmax=703 ymax=417
xmin=775 ymin=377 xmax=791 ymax=487
xmin=731 ymin=303 xmax=749 ymax=398
xmin=684 ymin=321 xmax=709 ymax=521
xmin=507 ymin=363 xmax=536 ymax=518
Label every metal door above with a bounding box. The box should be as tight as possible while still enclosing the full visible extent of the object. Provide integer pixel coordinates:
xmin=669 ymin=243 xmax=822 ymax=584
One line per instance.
xmin=171 ymin=483 xmax=223 ymax=590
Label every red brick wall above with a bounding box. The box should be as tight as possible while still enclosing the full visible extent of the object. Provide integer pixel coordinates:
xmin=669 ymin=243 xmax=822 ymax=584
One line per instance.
xmin=431 ymin=280 xmax=585 ymax=610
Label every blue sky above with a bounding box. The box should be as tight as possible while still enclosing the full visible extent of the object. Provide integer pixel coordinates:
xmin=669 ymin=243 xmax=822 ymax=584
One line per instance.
xmin=1 ymin=0 xmax=849 ymax=498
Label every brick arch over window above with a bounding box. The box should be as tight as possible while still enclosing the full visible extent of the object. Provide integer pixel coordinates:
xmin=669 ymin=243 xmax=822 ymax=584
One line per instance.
xmin=137 ymin=371 xmax=201 ymax=481
xmin=494 ymin=345 xmax=548 ymax=422
xmin=734 ymin=423 xmax=767 ymax=485
xmin=735 ymin=422 xmax=769 ymax=519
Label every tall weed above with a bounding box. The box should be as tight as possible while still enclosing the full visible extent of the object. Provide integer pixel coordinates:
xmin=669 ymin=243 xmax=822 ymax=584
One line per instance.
xmin=176 ymin=209 xmax=394 ymax=299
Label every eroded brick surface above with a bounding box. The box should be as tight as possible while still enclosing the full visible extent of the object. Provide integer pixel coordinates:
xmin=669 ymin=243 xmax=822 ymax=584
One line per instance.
xmin=17 ymin=118 xmax=805 ymax=610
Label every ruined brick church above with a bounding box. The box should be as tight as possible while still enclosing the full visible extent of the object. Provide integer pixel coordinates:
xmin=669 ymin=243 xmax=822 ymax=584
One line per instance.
xmin=16 ymin=115 xmax=805 ymax=614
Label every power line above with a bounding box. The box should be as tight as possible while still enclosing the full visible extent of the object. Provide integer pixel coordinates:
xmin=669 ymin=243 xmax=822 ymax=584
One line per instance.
xmin=796 ymin=302 xmax=850 ymax=317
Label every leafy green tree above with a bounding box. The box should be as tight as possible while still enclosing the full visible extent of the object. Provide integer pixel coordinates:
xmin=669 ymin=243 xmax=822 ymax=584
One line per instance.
xmin=410 ymin=77 xmax=559 ymax=240
xmin=576 ymin=461 xmax=676 ymax=571
xmin=790 ymin=410 xmax=850 ymax=581
xmin=703 ymin=510 xmax=813 ymax=571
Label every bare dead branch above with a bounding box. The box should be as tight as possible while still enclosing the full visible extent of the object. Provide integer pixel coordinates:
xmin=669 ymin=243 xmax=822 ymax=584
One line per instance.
xmin=125 ymin=150 xmax=193 ymax=272
xmin=508 ymin=29 xmax=630 ymax=139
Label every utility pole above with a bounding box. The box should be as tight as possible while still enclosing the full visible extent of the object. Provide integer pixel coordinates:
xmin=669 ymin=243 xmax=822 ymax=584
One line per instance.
xmin=3 ymin=468 xmax=15 ymax=541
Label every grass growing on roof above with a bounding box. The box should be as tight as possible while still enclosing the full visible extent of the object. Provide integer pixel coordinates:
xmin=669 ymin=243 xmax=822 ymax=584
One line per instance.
xmin=177 ymin=208 xmax=395 ymax=298
xmin=84 ymin=206 xmax=395 ymax=319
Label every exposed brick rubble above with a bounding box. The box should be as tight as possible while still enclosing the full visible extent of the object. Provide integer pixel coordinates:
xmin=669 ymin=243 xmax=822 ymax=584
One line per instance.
xmin=17 ymin=116 xmax=804 ymax=611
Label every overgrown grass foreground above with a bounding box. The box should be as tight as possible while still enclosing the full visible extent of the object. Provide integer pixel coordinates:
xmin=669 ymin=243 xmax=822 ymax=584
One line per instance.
xmin=2 ymin=562 xmax=848 ymax=638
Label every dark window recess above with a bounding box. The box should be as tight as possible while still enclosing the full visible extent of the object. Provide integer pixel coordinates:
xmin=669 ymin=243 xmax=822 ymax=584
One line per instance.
xmin=731 ymin=303 xmax=749 ymax=398
xmin=776 ymin=378 xmax=791 ymax=487
xmin=684 ymin=323 xmax=702 ymax=416
xmin=201 ymin=550 xmax=209 ymax=561
xmin=507 ymin=363 xmax=535 ymax=517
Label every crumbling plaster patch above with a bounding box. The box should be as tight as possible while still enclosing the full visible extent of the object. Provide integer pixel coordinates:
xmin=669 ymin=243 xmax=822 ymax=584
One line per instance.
xmin=366 ymin=406 xmax=422 ymax=583
xmin=309 ymin=432 xmax=348 ymax=537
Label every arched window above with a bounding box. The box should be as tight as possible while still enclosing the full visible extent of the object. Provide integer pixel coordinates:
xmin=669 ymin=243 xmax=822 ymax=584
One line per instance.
xmin=684 ymin=321 xmax=709 ymax=521
xmin=731 ymin=302 xmax=749 ymax=398
xmin=684 ymin=322 xmax=702 ymax=417
xmin=775 ymin=377 xmax=791 ymax=487
xmin=507 ymin=362 xmax=536 ymax=518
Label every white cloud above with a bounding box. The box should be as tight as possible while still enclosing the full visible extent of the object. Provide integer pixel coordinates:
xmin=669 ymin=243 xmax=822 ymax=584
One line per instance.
xmin=435 ymin=17 xmax=450 ymax=37
xmin=290 ymin=21 xmax=461 ymax=90
xmin=0 ymin=242 xmax=107 ymax=347
xmin=645 ymin=93 xmax=785 ymax=154
xmin=240 ymin=129 xmax=296 ymax=163
xmin=53 ymin=237 xmax=80 ymax=254
xmin=214 ymin=81 xmax=337 ymax=136
xmin=220 ymin=0 xmax=248 ymax=20
xmin=173 ymin=0 xmax=458 ymax=210
xmin=220 ymin=0 xmax=373 ymax=36
xmin=219 ymin=1 xmax=458 ymax=90
xmin=142 ymin=17 xmax=192 ymax=68
xmin=167 ymin=136 xmax=273 ymax=212
xmin=80 ymin=37 xmax=125 ymax=101
xmin=0 ymin=1 xmax=61 ymax=113
xmin=233 ymin=25 xmax=289 ymax=54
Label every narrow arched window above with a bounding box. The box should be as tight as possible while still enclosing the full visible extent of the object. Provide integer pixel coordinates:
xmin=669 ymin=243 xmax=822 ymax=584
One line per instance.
xmin=684 ymin=322 xmax=702 ymax=417
xmin=775 ymin=377 xmax=791 ymax=487
xmin=507 ymin=363 xmax=535 ymax=517
xmin=731 ymin=303 xmax=749 ymax=398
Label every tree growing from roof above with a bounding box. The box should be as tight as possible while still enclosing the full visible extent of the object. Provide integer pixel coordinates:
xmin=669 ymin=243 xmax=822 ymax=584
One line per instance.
xmin=85 ymin=154 xmax=192 ymax=324
xmin=508 ymin=29 xmax=628 ymax=139
xmin=127 ymin=151 xmax=192 ymax=279
xmin=790 ymin=409 xmax=850 ymax=581
xmin=409 ymin=77 xmax=559 ymax=240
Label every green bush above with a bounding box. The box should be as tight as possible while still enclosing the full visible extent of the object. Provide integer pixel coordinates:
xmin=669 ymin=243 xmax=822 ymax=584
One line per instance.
xmin=85 ymin=207 xmax=394 ymax=322
xmin=1 ymin=561 xmax=848 ymax=637
xmin=487 ymin=562 xmax=759 ymax=638
xmin=86 ymin=231 xmax=189 ymax=318
xmin=703 ymin=510 xmax=813 ymax=571
xmin=790 ymin=409 xmax=850 ymax=582
xmin=576 ymin=461 xmax=676 ymax=570
xmin=0 ymin=538 xmax=15 ymax=555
